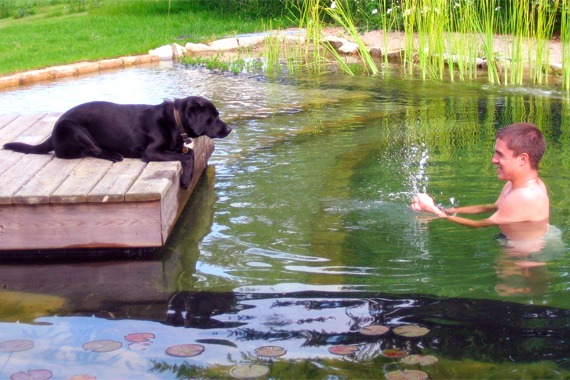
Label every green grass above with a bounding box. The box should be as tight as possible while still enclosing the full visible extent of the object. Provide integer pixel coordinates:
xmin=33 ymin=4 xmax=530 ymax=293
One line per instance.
xmin=0 ymin=0 xmax=292 ymax=75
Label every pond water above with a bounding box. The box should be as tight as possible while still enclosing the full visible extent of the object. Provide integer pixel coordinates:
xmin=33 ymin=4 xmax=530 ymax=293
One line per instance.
xmin=1 ymin=62 xmax=570 ymax=379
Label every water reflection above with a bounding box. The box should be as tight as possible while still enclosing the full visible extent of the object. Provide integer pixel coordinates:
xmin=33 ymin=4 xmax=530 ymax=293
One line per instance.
xmin=2 ymin=290 xmax=569 ymax=378
xmin=1 ymin=62 xmax=570 ymax=377
xmin=494 ymin=226 xmax=566 ymax=297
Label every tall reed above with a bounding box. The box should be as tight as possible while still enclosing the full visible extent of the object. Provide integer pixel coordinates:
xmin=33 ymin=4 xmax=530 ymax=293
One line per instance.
xmin=269 ymin=0 xmax=569 ymax=91
xmin=324 ymin=0 xmax=379 ymax=75
xmin=471 ymin=0 xmax=501 ymax=84
xmin=561 ymin=0 xmax=570 ymax=91
xmin=531 ymin=0 xmax=560 ymax=84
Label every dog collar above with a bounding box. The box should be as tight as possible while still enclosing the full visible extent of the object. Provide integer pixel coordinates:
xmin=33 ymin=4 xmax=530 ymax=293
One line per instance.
xmin=173 ymin=108 xmax=192 ymax=154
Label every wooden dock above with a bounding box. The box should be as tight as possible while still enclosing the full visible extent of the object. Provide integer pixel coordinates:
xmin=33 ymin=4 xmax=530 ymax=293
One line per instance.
xmin=0 ymin=113 xmax=214 ymax=251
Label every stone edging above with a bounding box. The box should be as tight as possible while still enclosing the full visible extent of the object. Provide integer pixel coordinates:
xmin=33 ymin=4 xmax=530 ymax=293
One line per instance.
xmin=0 ymin=54 xmax=159 ymax=90
xmin=0 ymin=29 xmax=390 ymax=91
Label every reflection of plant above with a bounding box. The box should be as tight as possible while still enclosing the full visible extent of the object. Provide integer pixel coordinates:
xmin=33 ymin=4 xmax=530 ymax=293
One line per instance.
xmin=150 ymin=360 xmax=209 ymax=379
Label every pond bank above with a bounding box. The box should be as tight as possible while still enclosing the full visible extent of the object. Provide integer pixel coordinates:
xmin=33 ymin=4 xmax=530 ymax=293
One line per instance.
xmin=0 ymin=28 xmax=565 ymax=91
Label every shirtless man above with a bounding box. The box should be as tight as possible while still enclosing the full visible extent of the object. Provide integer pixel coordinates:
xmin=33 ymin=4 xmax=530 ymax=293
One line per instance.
xmin=410 ymin=122 xmax=549 ymax=242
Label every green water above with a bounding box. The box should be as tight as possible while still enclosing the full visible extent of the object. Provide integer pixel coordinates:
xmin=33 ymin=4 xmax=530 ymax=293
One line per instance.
xmin=180 ymin=72 xmax=570 ymax=306
xmin=1 ymin=66 xmax=569 ymax=378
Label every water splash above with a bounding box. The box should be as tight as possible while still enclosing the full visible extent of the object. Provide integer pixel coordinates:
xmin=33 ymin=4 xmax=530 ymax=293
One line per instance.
xmin=403 ymin=143 xmax=430 ymax=196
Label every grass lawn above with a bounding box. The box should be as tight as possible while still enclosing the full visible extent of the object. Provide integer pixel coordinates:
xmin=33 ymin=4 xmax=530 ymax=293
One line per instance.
xmin=0 ymin=0 xmax=292 ymax=75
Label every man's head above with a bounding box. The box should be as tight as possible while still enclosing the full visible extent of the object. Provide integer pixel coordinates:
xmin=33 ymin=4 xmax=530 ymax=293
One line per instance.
xmin=495 ymin=122 xmax=545 ymax=170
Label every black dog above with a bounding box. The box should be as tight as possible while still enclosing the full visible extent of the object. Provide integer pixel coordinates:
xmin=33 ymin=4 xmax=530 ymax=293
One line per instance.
xmin=3 ymin=96 xmax=231 ymax=189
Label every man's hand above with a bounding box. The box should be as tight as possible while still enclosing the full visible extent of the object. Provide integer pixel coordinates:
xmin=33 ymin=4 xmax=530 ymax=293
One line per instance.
xmin=410 ymin=193 xmax=446 ymax=217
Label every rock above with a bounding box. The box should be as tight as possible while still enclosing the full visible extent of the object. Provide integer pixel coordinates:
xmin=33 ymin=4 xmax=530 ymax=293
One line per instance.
xmin=385 ymin=49 xmax=405 ymax=62
xmin=322 ymin=35 xmax=347 ymax=49
xmin=184 ymin=42 xmax=212 ymax=54
xmin=122 ymin=56 xmax=141 ymax=66
xmin=20 ymin=69 xmax=57 ymax=84
xmin=209 ymin=37 xmax=239 ymax=51
xmin=281 ymin=34 xmax=306 ymax=44
xmin=71 ymin=62 xmax=100 ymax=75
xmin=369 ymin=46 xmax=382 ymax=57
xmin=0 ymin=75 xmax=20 ymax=89
xmin=98 ymin=58 xmax=124 ymax=71
xmin=550 ymin=62 xmax=563 ymax=75
xmin=172 ymin=43 xmax=186 ymax=59
xmin=237 ymin=35 xmax=265 ymax=48
xmin=149 ymin=44 xmax=175 ymax=61
xmin=338 ymin=41 xmax=359 ymax=54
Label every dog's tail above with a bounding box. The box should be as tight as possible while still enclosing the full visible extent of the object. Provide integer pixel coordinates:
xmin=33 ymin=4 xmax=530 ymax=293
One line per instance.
xmin=3 ymin=137 xmax=54 ymax=154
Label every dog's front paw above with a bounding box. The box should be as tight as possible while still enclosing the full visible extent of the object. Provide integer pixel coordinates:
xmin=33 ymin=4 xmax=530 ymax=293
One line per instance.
xmin=100 ymin=151 xmax=123 ymax=162
xmin=180 ymin=164 xmax=195 ymax=190
xmin=180 ymin=175 xmax=191 ymax=190
xmin=110 ymin=153 xmax=124 ymax=162
xmin=179 ymin=153 xmax=195 ymax=190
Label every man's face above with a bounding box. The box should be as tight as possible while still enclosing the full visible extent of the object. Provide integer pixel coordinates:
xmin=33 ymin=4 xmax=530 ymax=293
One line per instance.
xmin=492 ymin=138 xmax=518 ymax=181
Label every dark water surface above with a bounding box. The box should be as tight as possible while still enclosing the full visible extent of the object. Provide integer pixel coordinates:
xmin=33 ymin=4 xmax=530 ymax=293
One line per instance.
xmin=0 ymin=62 xmax=569 ymax=379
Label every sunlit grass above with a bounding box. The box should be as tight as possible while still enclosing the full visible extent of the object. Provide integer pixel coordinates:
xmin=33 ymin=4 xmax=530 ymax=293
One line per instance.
xmin=0 ymin=0 xmax=291 ymax=75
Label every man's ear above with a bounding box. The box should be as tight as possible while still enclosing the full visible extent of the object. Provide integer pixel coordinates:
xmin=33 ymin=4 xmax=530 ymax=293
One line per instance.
xmin=519 ymin=152 xmax=530 ymax=166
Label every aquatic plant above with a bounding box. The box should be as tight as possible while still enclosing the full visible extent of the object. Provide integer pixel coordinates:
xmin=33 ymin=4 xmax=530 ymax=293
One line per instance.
xmin=324 ymin=0 xmax=379 ymax=75
xmin=285 ymin=0 xmax=568 ymax=90
xmin=562 ymin=0 xmax=570 ymax=91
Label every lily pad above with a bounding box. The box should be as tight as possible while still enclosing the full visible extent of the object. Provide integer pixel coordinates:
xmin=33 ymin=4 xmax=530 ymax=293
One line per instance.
xmin=328 ymin=345 xmax=359 ymax=355
xmin=381 ymin=348 xmax=409 ymax=358
xmin=254 ymin=345 xmax=286 ymax=358
xmin=392 ymin=325 xmax=430 ymax=338
xmin=230 ymin=364 xmax=269 ymax=379
xmin=359 ymin=325 xmax=389 ymax=336
xmin=165 ymin=343 xmax=205 ymax=357
xmin=125 ymin=332 xmax=155 ymax=343
xmin=385 ymin=369 xmax=428 ymax=380
xmin=10 ymin=369 xmax=52 ymax=380
xmin=66 ymin=376 xmax=97 ymax=380
xmin=402 ymin=354 xmax=439 ymax=366
xmin=0 ymin=339 xmax=34 ymax=353
xmin=82 ymin=340 xmax=122 ymax=353
xmin=128 ymin=342 xmax=151 ymax=351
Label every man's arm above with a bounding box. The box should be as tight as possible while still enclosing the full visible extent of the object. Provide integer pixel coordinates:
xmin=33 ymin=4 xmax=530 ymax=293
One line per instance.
xmin=411 ymin=193 xmax=498 ymax=229
xmin=439 ymin=213 xmax=497 ymax=228
xmin=444 ymin=204 xmax=497 ymax=215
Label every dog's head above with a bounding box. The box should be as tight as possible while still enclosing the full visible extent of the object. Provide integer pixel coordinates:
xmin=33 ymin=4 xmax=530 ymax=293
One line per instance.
xmin=174 ymin=96 xmax=232 ymax=139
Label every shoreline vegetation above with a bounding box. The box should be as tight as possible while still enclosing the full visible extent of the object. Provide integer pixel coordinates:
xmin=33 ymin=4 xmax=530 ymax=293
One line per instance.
xmin=1 ymin=0 xmax=570 ymax=91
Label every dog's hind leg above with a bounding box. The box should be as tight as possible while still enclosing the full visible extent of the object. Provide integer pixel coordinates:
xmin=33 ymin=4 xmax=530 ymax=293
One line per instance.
xmin=52 ymin=120 xmax=123 ymax=162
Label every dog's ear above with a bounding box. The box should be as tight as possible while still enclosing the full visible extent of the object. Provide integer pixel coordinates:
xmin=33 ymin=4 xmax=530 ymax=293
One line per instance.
xmin=178 ymin=97 xmax=208 ymax=138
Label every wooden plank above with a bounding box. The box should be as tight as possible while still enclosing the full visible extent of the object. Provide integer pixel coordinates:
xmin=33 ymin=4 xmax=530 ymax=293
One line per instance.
xmin=0 ymin=114 xmax=18 ymax=129
xmin=50 ymin=158 xmax=113 ymax=203
xmin=187 ymin=137 xmax=214 ymax=192
xmin=0 ymin=113 xmax=47 ymax=146
xmin=87 ymin=159 xmax=147 ymax=203
xmin=12 ymin=157 xmax=83 ymax=205
xmin=125 ymin=161 xmax=181 ymax=202
xmin=0 ymin=154 xmax=54 ymax=205
xmin=0 ymin=201 xmax=163 ymax=250
xmin=6 ymin=113 xmax=61 ymax=146
xmin=159 ymin=167 xmax=182 ymax=244
xmin=0 ymin=150 xmax=25 ymax=176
